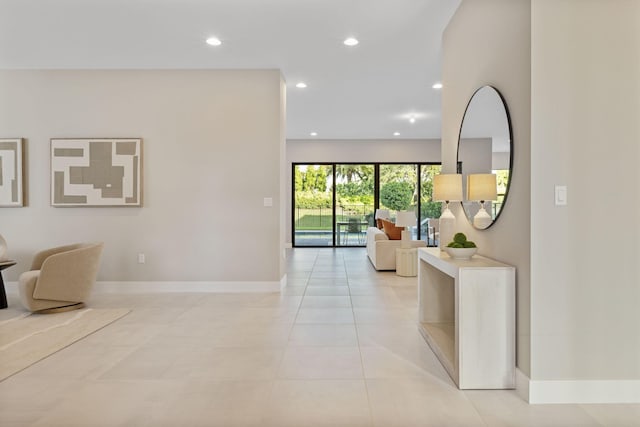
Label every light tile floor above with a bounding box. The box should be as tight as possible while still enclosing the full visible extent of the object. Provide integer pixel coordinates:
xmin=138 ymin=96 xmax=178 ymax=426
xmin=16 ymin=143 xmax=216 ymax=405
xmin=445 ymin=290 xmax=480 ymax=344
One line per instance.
xmin=1 ymin=248 xmax=638 ymax=426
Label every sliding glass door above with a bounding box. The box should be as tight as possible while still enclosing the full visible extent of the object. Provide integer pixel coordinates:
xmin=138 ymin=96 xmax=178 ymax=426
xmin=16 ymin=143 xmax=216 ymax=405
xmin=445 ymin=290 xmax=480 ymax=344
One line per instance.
xmin=335 ymin=164 xmax=374 ymax=247
xmin=293 ymin=164 xmax=333 ymax=246
xmin=293 ymin=162 xmax=441 ymax=247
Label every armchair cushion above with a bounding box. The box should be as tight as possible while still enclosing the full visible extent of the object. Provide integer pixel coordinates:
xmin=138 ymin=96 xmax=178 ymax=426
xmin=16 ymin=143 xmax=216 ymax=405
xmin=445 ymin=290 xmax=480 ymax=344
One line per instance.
xmin=381 ymin=219 xmax=404 ymax=240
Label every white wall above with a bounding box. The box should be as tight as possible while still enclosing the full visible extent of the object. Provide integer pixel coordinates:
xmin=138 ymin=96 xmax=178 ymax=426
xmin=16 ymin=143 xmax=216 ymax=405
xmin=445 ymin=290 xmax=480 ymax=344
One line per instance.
xmin=446 ymin=0 xmax=640 ymax=403
xmin=0 ymin=70 xmax=286 ymax=285
xmin=531 ymin=0 xmax=640 ymax=388
xmin=442 ymin=0 xmax=532 ymax=375
xmin=285 ymin=138 xmax=441 ymax=243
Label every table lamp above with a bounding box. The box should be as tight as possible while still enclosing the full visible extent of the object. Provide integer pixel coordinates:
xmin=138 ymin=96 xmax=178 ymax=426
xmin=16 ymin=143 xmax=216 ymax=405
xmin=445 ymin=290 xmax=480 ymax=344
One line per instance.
xmin=467 ymin=173 xmax=497 ymax=229
xmin=374 ymin=209 xmax=390 ymax=220
xmin=395 ymin=210 xmax=417 ymax=249
xmin=433 ymin=174 xmax=463 ymax=251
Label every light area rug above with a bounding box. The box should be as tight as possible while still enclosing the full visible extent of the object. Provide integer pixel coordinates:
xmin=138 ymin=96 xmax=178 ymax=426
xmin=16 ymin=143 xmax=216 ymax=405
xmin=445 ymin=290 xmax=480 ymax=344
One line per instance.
xmin=0 ymin=308 xmax=130 ymax=381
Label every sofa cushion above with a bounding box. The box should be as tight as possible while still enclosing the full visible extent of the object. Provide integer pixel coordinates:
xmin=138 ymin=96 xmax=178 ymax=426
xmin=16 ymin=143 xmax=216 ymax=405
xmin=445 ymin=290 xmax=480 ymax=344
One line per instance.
xmin=376 ymin=218 xmax=384 ymax=229
xmin=381 ymin=219 xmax=404 ymax=240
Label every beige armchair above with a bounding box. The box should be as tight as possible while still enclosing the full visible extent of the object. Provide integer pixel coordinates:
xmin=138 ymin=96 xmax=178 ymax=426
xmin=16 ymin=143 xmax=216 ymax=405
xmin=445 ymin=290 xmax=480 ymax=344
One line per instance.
xmin=18 ymin=242 xmax=104 ymax=313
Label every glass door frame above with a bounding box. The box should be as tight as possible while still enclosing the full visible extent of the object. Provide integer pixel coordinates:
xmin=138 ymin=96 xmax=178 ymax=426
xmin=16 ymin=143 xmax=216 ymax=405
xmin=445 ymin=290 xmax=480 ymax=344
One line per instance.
xmin=292 ymin=162 xmax=442 ymax=248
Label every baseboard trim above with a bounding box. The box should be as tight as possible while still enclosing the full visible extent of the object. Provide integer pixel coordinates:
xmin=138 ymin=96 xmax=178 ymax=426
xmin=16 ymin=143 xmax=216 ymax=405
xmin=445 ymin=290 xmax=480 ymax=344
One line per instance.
xmin=516 ymin=368 xmax=640 ymax=404
xmin=96 ymin=281 xmax=283 ymax=293
xmin=5 ymin=279 xmax=285 ymax=294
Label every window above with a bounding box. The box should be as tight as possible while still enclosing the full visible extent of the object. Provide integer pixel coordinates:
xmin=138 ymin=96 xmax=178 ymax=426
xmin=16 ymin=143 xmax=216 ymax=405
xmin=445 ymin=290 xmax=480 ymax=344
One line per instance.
xmin=293 ymin=163 xmax=441 ymax=247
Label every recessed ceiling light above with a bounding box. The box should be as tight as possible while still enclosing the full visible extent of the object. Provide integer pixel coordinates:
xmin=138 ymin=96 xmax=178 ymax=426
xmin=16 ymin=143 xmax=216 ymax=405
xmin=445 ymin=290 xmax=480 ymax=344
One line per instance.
xmin=310 ymin=132 xmax=318 ymax=136
xmin=432 ymin=82 xmax=443 ymax=89
xmin=205 ymin=37 xmax=222 ymax=46
xmin=409 ymin=116 xmax=416 ymax=124
xmin=295 ymin=82 xmax=307 ymax=89
xmin=343 ymin=37 xmax=359 ymax=46
xmin=393 ymin=132 xmax=401 ymax=136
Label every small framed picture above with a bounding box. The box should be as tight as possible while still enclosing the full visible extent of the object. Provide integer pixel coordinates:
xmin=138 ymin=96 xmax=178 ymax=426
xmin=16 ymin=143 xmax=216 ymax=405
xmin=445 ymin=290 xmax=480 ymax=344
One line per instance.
xmin=0 ymin=138 xmax=24 ymax=207
xmin=51 ymin=138 xmax=143 ymax=207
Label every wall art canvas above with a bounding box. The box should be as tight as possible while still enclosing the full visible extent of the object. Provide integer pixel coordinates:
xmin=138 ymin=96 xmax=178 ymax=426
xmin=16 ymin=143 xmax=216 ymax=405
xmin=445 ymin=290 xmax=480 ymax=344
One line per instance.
xmin=0 ymin=138 xmax=24 ymax=207
xmin=51 ymin=138 xmax=142 ymax=207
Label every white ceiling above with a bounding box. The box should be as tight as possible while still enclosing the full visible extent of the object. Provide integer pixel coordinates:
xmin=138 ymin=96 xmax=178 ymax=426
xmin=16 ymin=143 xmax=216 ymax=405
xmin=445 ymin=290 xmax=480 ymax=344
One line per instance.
xmin=0 ymin=0 xmax=460 ymax=140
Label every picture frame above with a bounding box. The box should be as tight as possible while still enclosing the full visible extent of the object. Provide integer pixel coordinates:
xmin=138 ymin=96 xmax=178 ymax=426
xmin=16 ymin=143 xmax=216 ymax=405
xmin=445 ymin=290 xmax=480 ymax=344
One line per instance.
xmin=51 ymin=138 xmax=143 ymax=207
xmin=0 ymin=138 xmax=24 ymax=207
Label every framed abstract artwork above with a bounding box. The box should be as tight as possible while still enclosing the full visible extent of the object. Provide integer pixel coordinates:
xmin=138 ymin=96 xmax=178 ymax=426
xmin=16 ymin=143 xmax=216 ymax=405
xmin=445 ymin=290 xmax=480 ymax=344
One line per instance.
xmin=51 ymin=138 xmax=143 ymax=207
xmin=0 ymin=138 xmax=24 ymax=207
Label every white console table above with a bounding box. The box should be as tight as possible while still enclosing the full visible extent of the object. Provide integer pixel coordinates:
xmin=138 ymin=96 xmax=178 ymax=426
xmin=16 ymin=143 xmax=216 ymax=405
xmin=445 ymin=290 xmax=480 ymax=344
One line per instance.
xmin=417 ymin=247 xmax=515 ymax=389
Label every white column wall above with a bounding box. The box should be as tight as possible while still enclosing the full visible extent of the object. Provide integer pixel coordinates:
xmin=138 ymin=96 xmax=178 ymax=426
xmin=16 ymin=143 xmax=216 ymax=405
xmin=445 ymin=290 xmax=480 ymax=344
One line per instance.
xmin=531 ymin=0 xmax=640 ymax=383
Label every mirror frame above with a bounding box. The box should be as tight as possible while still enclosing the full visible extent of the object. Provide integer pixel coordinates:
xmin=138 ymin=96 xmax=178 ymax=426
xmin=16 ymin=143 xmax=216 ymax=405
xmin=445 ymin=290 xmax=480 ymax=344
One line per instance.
xmin=456 ymin=85 xmax=513 ymax=230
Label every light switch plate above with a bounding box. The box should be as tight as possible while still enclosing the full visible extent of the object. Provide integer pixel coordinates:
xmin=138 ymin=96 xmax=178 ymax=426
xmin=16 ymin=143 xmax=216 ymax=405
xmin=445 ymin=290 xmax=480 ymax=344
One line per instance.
xmin=264 ymin=197 xmax=273 ymax=207
xmin=555 ymin=185 xmax=567 ymax=206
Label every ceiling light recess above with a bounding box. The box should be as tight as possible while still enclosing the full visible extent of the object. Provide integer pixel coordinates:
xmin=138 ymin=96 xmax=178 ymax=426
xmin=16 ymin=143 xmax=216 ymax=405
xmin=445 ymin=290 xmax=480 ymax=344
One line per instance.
xmin=205 ymin=37 xmax=222 ymax=46
xmin=310 ymin=132 xmax=318 ymax=136
xmin=393 ymin=132 xmax=401 ymax=136
xmin=343 ymin=37 xmax=359 ymax=46
xmin=432 ymin=82 xmax=443 ymax=89
xmin=295 ymin=82 xmax=307 ymax=89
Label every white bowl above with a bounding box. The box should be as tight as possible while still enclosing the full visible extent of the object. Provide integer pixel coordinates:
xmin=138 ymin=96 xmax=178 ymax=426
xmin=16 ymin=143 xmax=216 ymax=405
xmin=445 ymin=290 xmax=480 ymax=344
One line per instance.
xmin=445 ymin=247 xmax=477 ymax=260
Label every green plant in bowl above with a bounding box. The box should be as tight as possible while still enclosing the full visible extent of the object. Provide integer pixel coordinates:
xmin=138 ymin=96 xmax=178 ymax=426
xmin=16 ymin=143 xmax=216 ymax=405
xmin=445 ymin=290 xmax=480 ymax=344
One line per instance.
xmin=446 ymin=233 xmax=478 ymax=259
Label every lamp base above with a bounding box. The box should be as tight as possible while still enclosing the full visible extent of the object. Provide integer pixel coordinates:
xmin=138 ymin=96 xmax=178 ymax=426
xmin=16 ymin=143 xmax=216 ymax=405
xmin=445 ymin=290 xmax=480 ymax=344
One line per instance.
xmin=400 ymin=229 xmax=412 ymax=249
xmin=473 ymin=206 xmax=492 ymax=229
xmin=439 ymin=207 xmax=455 ymax=252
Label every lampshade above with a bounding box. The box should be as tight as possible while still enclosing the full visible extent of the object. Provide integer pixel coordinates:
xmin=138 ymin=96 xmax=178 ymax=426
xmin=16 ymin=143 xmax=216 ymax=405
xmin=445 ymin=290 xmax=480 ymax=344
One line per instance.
xmin=395 ymin=211 xmax=417 ymax=228
xmin=374 ymin=209 xmax=390 ymax=219
xmin=433 ymin=174 xmax=463 ymax=202
xmin=467 ymin=174 xmax=497 ymax=201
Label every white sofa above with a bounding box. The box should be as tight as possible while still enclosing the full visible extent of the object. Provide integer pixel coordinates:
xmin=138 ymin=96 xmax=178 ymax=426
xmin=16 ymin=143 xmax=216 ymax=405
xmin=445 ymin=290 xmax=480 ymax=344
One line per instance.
xmin=366 ymin=227 xmax=426 ymax=270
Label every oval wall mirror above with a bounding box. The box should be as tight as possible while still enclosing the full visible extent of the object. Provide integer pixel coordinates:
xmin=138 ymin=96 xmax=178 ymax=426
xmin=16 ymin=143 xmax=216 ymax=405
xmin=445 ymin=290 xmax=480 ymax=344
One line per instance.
xmin=457 ymin=85 xmax=513 ymax=229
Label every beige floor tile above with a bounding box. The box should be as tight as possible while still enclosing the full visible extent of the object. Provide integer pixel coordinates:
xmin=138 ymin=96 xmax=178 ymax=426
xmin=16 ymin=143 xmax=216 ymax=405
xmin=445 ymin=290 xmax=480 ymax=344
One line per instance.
xmin=356 ymin=322 xmax=429 ymax=348
xmin=263 ymin=380 xmax=372 ymax=427
xmin=97 ymin=343 xmax=189 ymax=380
xmin=278 ymin=346 xmax=363 ymax=379
xmin=295 ymin=308 xmax=355 ymax=324
xmin=580 ymin=403 xmax=640 ymax=427
xmin=281 ymin=285 xmax=307 ymax=295
xmin=289 ymin=324 xmax=358 ymax=346
xmin=202 ymin=321 xmax=293 ymax=347
xmin=360 ymin=345 xmax=453 ymax=381
xmin=31 ymin=380 xmax=181 ymax=427
xmin=301 ymin=295 xmax=352 ymax=308
xmin=304 ymin=286 xmax=351 ymax=296
xmin=465 ymin=390 xmax=604 ymax=427
xmin=143 ymin=380 xmax=273 ymax=427
xmin=367 ymin=378 xmax=486 ymax=427
xmin=246 ymin=294 xmax=303 ymax=309
xmin=349 ymin=286 xmax=399 ymax=297
xmin=351 ymin=293 xmax=405 ymax=308
xmin=166 ymin=346 xmax=286 ymax=380
xmin=307 ymin=278 xmax=350 ymax=287
xmin=353 ymin=307 xmax=416 ymax=324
